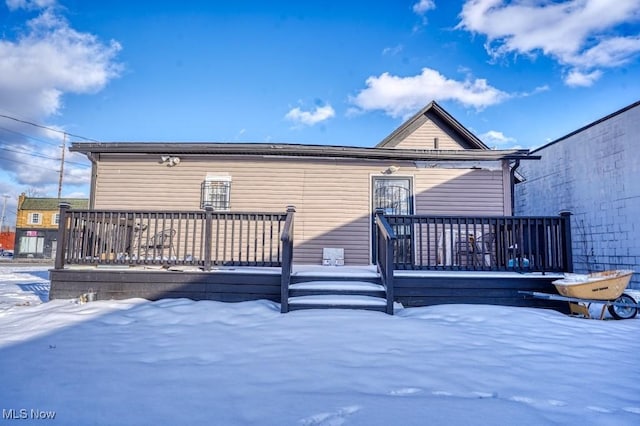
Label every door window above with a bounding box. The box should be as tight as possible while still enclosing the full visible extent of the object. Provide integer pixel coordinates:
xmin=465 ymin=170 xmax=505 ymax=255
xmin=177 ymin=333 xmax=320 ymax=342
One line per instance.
xmin=373 ymin=178 xmax=412 ymax=215
xmin=372 ymin=177 xmax=413 ymax=264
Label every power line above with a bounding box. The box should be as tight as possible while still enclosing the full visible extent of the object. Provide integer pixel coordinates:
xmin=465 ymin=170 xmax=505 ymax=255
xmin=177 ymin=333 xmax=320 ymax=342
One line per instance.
xmin=0 ymin=145 xmax=60 ymax=162
xmin=0 ymin=154 xmax=61 ymax=173
xmin=0 ymin=124 xmax=61 ymax=147
xmin=0 ymin=113 xmax=95 ymax=197
xmin=0 ymin=113 xmax=99 ymax=142
xmin=0 ymin=143 xmax=90 ymax=168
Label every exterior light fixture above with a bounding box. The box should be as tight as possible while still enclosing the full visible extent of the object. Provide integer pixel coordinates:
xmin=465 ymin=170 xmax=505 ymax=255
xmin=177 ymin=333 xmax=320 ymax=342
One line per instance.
xmin=160 ymin=156 xmax=181 ymax=167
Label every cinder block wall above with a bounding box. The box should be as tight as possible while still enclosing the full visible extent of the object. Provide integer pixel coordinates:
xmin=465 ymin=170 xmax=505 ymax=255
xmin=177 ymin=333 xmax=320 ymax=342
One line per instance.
xmin=515 ymin=103 xmax=640 ymax=289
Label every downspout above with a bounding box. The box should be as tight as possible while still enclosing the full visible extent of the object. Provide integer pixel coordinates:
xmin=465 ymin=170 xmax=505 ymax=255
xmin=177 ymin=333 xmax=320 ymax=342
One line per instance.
xmin=510 ymin=159 xmax=520 ymax=215
xmin=86 ymin=152 xmax=98 ymax=209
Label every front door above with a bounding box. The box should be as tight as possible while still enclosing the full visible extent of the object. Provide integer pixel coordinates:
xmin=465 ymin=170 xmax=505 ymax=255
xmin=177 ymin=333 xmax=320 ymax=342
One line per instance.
xmin=372 ymin=177 xmax=413 ymax=263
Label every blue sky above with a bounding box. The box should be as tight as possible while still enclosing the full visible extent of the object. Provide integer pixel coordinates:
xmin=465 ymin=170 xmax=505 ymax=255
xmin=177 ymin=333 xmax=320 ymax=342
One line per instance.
xmin=1 ymin=0 xmax=640 ymax=225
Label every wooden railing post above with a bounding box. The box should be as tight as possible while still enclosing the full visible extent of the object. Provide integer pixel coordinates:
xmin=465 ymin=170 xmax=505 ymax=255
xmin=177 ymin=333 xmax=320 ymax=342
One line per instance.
xmin=374 ymin=208 xmax=384 ymax=265
xmin=55 ymin=203 xmax=71 ymax=269
xmin=384 ymin=235 xmax=395 ymax=314
xmin=203 ymin=206 xmax=213 ymax=271
xmin=280 ymin=205 xmax=295 ymax=313
xmin=375 ymin=210 xmax=396 ymax=315
xmin=560 ymin=211 xmax=573 ymax=273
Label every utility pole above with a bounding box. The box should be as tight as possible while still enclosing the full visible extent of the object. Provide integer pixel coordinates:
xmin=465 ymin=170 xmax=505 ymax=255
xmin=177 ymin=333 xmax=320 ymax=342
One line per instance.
xmin=58 ymin=133 xmax=66 ymax=199
xmin=0 ymin=194 xmax=8 ymax=233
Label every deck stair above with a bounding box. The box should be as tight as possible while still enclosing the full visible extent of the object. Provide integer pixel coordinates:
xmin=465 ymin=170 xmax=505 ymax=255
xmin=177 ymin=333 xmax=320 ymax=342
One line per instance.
xmin=286 ymin=275 xmax=389 ymax=313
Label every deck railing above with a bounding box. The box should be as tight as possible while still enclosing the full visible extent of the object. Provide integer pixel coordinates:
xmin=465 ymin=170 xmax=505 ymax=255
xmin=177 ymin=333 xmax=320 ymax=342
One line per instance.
xmin=55 ymin=204 xmax=572 ymax=276
xmin=280 ymin=206 xmax=296 ymax=313
xmin=378 ymin=212 xmax=573 ymax=273
xmin=375 ymin=209 xmax=396 ymax=314
xmin=55 ymin=204 xmax=289 ymax=270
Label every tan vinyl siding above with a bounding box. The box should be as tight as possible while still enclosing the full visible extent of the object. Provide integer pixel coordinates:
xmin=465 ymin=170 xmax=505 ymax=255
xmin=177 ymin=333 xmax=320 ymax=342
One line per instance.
xmin=93 ymin=154 xmax=506 ymax=265
xmin=408 ymin=169 xmax=504 ymax=267
xmin=414 ymin=169 xmax=505 ymax=215
xmin=391 ymin=118 xmax=465 ymax=150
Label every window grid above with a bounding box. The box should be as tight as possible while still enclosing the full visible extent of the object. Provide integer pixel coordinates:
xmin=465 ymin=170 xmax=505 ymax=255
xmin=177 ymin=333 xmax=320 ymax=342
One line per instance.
xmin=28 ymin=213 xmax=41 ymax=225
xmin=201 ymin=180 xmax=231 ymax=210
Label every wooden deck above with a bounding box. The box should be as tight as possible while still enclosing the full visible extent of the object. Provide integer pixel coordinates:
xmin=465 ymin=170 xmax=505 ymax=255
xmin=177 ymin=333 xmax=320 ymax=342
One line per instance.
xmin=49 ymin=265 xmax=568 ymax=312
xmin=50 ymin=207 xmax=573 ymax=313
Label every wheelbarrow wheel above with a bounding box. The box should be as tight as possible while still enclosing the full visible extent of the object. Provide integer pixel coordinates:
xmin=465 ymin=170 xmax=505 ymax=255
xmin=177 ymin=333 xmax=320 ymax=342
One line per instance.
xmin=608 ymin=294 xmax=638 ymax=320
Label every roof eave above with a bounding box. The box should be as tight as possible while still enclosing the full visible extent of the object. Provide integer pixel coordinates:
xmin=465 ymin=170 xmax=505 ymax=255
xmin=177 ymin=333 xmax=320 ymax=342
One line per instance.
xmin=70 ymin=142 xmax=535 ymax=161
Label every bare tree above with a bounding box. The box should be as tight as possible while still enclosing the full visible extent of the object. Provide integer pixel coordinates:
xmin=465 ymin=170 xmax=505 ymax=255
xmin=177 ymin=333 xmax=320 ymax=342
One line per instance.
xmin=25 ymin=187 xmax=44 ymax=198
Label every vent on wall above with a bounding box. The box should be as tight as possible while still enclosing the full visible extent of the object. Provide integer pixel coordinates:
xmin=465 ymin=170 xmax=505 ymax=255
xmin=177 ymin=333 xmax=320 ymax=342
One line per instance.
xmin=323 ymin=248 xmax=344 ymax=266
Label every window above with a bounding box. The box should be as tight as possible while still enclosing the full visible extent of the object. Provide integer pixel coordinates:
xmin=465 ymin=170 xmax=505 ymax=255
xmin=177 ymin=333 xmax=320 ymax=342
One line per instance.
xmin=200 ymin=175 xmax=231 ymax=210
xmin=20 ymin=235 xmax=44 ymax=254
xmin=28 ymin=213 xmax=41 ymax=225
xmin=52 ymin=213 xmax=60 ymax=225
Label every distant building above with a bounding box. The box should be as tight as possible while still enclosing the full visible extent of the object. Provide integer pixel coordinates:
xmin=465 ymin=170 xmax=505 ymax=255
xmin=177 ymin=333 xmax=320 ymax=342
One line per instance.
xmin=0 ymin=231 xmax=15 ymax=253
xmin=14 ymin=193 xmax=88 ymax=259
xmin=515 ymin=100 xmax=640 ymax=288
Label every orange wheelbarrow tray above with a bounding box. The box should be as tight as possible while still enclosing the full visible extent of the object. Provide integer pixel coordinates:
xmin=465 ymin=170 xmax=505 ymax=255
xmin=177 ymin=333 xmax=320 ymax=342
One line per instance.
xmin=520 ymin=270 xmax=638 ymax=320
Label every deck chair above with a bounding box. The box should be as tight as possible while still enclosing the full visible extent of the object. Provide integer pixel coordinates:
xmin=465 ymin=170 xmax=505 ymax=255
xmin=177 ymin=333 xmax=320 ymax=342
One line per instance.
xmin=145 ymin=228 xmax=176 ymax=259
xmin=476 ymin=232 xmax=496 ymax=267
xmin=455 ymin=235 xmax=478 ymax=266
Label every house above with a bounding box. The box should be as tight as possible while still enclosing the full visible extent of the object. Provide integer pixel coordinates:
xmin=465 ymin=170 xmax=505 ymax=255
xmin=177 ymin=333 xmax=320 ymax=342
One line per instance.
xmin=515 ymin=100 xmax=640 ymax=289
xmin=50 ymin=101 xmax=572 ymax=312
xmin=70 ymin=102 xmax=534 ymax=266
xmin=15 ymin=193 xmax=88 ymax=259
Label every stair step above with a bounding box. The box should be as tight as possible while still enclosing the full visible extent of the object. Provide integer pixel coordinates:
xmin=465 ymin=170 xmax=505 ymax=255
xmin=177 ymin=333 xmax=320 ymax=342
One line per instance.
xmin=289 ymin=294 xmax=386 ymax=305
xmin=284 ymin=278 xmax=390 ymax=313
xmin=288 ymin=295 xmax=387 ymax=312
xmin=289 ymin=280 xmax=384 ymax=291
xmin=288 ymin=280 xmax=385 ymax=298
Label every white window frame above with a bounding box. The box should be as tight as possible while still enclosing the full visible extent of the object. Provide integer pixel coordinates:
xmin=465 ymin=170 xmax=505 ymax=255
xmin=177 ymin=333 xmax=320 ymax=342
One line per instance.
xmin=20 ymin=235 xmax=44 ymax=254
xmin=201 ymin=174 xmax=232 ymax=211
xmin=52 ymin=213 xmax=60 ymax=226
xmin=28 ymin=213 xmax=41 ymax=225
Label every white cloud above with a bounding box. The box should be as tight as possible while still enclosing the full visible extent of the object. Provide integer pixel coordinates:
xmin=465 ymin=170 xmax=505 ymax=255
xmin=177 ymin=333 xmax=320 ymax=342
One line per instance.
xmin=0 ymin=10 xmax=122 ymax=119
xmin=480 ymin=130 xmax=517 ymax=147
xmin=413 ymin=0 xmax=436 ymax=15
xmin=350 ymin=67 xmax=510 ymax=118
xmin=0 ymin=3 xmax=119 ymax=193
xmin=412 ymin=0 xmax=436 ymax=30
xmin=285 ymin=104 xmax=335 ymax=126
xmin=382 ymin=44 xmax=403 ymax=56
xmin=0 ymin=139 xmax=88 ymax=187
xmin=234 ymin=128 xmax=246 ymax=140
xmin=564 ymin=69 xmax=603 ymax=87
xmin=6 ymin=0 xmax=56 ymax=10
xmin=566 ymin=35 xmax=640 ymax=68
xmin=526 ymin=85 xmax=550 ymax=96
xmin=457 ymin=0 xmax=640 ymax=86
xmin=64 ymin=190 xmax=89 ymax=198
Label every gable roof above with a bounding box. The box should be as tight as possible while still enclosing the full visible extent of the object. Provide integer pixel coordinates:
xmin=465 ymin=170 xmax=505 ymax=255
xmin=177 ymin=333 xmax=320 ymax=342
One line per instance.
xmin=376 ymin=101 xmax=490 ymax=150
xmin=20 ymin=198 xmax=88 ymax=211
xmin=70 ymin=101 xmax=537 ymax=162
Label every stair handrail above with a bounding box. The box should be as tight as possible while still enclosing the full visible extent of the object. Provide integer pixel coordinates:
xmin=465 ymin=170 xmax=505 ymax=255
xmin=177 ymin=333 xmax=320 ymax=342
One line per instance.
xmin=375 ymin=209 xmax=396 ymax=315
xmin=280 ymin=206 xmax=296 ymax=313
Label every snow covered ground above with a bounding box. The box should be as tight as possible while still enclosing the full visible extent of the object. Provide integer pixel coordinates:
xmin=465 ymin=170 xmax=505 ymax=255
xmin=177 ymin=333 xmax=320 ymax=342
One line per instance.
xmin=0 ymin=265 xmax=639 ymax=425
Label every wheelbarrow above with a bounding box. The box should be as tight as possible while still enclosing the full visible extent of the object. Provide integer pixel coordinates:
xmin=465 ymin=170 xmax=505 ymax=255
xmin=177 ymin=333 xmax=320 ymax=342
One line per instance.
xmin=520 ymin=270 xmax=638 ymax=320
